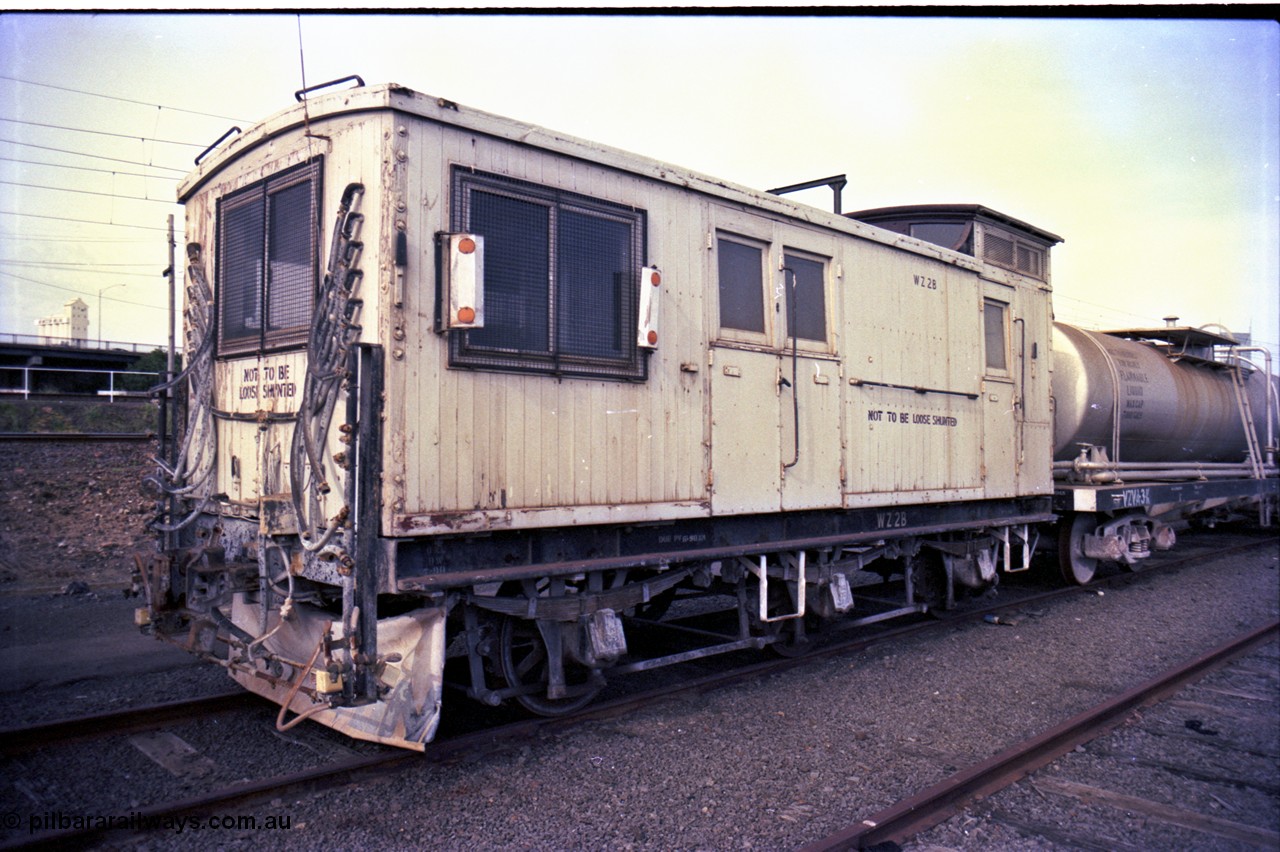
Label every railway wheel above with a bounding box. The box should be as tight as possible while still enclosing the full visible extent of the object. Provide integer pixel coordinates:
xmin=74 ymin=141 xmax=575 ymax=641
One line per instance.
xmin=908 ymin=550 xmax=949 ymax=613
xmin=1058 ymin=513 xmax=1099 ymax=586
xmin=498 ymin=615 xmax=602 ymax=717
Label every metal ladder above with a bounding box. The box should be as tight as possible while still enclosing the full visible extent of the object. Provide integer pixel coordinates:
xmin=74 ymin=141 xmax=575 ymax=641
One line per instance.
xmin=750 ymin=553 xmax=806 ymax=623
xmin=1229 ymin=353 xmax=1264 ymax=479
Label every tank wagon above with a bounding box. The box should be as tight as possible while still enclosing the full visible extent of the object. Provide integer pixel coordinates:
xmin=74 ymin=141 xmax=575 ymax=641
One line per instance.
xmin=137 ymin=79 xmax=1277 ymax=750
xmin=1047 ymin=322 xmax=1277 ymax=583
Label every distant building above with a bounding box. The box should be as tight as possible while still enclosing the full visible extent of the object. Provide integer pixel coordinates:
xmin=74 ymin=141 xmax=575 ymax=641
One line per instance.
xmin=36 ymin=297 xmax=89 ymax=344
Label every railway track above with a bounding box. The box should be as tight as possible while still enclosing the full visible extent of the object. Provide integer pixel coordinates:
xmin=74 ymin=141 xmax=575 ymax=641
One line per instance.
xmin=0 ymin=692 xmax=255 ymax=759
xmin=0 ymin=432 xmax=154 ymax=442
xmin=800 ymin=620 xmax=1280 ymax=851
xmin=5 ymin=535 xmax=1273 ymax=850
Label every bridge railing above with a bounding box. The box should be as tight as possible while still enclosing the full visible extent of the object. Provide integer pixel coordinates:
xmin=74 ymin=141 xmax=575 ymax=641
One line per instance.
xmin=0 ymin=365 xmax=164 ymax=400
xmin=0 ymin=333 xmax=177 ymax=355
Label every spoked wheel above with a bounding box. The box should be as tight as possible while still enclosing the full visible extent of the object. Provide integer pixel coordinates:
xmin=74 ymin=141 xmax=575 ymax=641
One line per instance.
xmin=497 ymin=615 xmax=602 ymax=717
xmin=1058 ymin=513 xmax=1099 ymax=586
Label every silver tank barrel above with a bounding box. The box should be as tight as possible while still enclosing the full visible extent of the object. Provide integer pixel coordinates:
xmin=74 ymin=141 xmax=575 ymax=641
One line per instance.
xmin=1051 ymin=322 xmax=1276 ymax=463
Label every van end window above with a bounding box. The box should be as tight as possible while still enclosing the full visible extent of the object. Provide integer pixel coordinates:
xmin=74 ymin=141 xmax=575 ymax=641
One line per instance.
xmin=217 ymin=160 xmax=320 ymax=355
xmin=983 ymin=299 xmax=1008 ymax=372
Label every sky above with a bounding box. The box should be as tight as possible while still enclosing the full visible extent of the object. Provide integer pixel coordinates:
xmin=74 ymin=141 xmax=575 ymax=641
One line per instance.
xmin=1 ymin=12 xmax=1277 ymax=365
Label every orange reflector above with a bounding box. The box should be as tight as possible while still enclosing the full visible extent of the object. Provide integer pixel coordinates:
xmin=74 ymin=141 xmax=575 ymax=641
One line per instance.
xmin=650 ymin=271 xmax=661 ymax=286
xmin=457 ymin=237 xmax=477 ymax=255
xmin=457 ymin=306 xmax=476 ymax=324
xmin=647 ymin=330 xmax=658 ymax=345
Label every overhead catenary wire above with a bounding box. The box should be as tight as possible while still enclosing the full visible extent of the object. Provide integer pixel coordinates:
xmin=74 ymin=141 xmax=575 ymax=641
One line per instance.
xmin=0 ymin=210 xmax=169 ymax=231
xmin=0 ymin=117 xmax=207 ymax=149
xmin=3 ymin=260 xmax=161 ymax=269
xmin=0 ymin=178 xmax=181 ymax=204
xmin=0 ymin=268 xmax=168 ymax=310
xmin=0 ymin=138 xmax=188 ymax=173
xmin=0 ymin=234 xmax=157 ymax=243
xmin=0 ymin=155 xmax=182 ymax=181
xmin=0 ymin=74 xmax=251 ymax=123
xmin=1 ymin=99 xmax=190 ymax=249
xmin=1 ymin=264 xmax=161 ymax=279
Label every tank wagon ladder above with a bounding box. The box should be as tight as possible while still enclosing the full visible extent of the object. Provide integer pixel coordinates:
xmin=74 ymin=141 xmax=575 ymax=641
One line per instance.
xmin=1228 ymin=354 xmax=1264 ymax=479
xmin=1229 ymin=345 xmax=1280 ymax=526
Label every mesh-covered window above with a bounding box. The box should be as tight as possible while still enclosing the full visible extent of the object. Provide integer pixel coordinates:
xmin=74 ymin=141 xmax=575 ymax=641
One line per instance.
xmin=717 ymin=236 xmax=765 ymax=334
xmin=219 ymin=196 xmax=264 ymax=348
xmin=465 ymin=189 xmax=551 ymax=354
xmin=984 ymin=233 xmax=1015 ymax=267
xmin=450 ymin=169 xmax=646 ymax=380
xmin=217 ymin=160 xmax=320 ymax=355
xmin=984 ymin=299 xmax=1008 ymax=372
xmin=1016 ymin=244 xmax=1043 ymax=278
xmin=982 ymin=226 xmax=1047 ymax=281
xmin=783 ymin=253 xmax=827 ymax=343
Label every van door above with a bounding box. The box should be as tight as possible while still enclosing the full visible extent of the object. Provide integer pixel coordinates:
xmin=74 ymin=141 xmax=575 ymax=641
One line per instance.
xmin=775 ymin=241 xmax=841 ymax=511
xmin=709 ymin=218 xmax=781 ymax=513
xmin=708 ymin=213 xmax=841 ymax=514
xmin=981 ymin=292 xmax=1017 ymax=497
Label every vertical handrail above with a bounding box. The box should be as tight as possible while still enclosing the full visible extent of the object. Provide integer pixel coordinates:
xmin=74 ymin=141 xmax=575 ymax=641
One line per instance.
xmin=1013 ymin=316 xmax=1027 ymax=473
xmin=781 ymin=267 xmax=800 ymax=471
xmin=1080 ymin=331 xmax=1123 ymax=463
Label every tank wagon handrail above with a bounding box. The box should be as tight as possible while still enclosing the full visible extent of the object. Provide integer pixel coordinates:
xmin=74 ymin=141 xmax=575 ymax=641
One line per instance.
xmin=1052 ymin=460 xmax=1279 ymax=483
xmin=1229 ymin=347 xmax=1277 ymax=468
xmin=1053 ymin=461 xmax=1271 ymax=470
xmin=1079 ymin=327 xmax=1123 ymax=462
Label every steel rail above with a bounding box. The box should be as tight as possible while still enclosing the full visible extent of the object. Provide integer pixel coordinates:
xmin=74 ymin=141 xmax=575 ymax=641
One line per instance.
xmin=0 ymin=692 xmax=256 ymax=757
xmin=0 ymin=431 xmax=154 ymax=442
xmin=798 ymin=618 xmax=1280 ymax=852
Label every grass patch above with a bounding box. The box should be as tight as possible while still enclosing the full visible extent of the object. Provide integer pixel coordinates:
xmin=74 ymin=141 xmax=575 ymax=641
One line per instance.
xmin=0 ymin=399 xmax=163 ymax=433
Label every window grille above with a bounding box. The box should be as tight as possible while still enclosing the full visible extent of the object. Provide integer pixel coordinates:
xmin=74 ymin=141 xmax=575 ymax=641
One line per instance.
xmin=984 ymin=233 xmax=1015 ymax=267
xmin=1016 ymin=244 xmax=1043 ymax=278
xmin=450 ymin=169 xmax=647 ymax=380
xmin=217 ymin=160 xmax=320 ymax=355
xmin=982 ymin=226 xmax=1047 ymax=281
